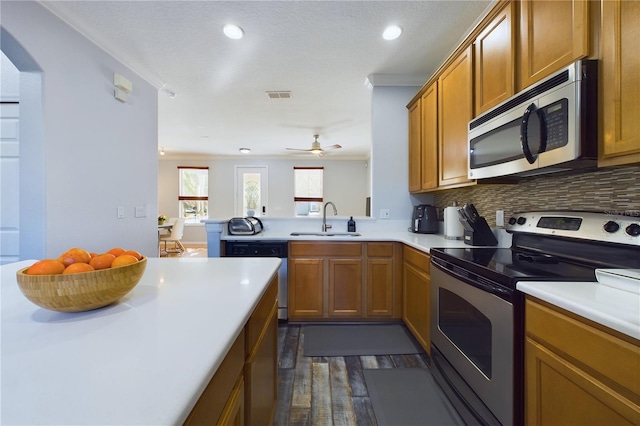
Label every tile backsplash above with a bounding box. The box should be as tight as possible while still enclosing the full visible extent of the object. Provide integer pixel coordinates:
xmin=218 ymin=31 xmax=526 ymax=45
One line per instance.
xmin=433 ymin=165 xmax=640 ymax=227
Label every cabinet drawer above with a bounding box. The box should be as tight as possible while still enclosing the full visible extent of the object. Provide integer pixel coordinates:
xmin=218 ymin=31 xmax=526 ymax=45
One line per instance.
xmin=289 ymin=242 xmax=362 ymax=257
xmin=246 ymin=275 xmax=278 ymax=357
xmin=403 ymin=245 xmax=430 ymax=273
xmin=367 ymin=242 xmax=394 ymax=257
xmin=526 ymin=298 xmax=640 ymax=401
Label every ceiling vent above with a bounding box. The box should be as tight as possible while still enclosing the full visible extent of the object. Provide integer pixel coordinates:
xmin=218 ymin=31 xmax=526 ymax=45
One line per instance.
xmin=266 ymin=91 xmax=292 ymax=99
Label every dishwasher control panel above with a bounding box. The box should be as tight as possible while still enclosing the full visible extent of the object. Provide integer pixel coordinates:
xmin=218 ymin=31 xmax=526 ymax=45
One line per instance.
xmin=224 ymin=241 xmax=288 ymax=258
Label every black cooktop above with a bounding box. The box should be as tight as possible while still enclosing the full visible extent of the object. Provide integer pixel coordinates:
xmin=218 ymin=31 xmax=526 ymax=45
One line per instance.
xmin=430 ymin=246 xmax=599 ymax=289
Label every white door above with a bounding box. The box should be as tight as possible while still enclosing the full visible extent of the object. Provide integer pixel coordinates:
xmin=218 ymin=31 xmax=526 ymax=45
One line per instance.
xmin=0 ymin=102 xmax=20 ymax=264
xmin=235 ymin=166 xmax=268 ymax=217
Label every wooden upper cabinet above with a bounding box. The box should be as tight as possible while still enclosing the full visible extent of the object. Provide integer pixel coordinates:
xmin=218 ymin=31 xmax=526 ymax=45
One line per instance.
xmin=519 ymin=0 xmax=589 ymax=90
xmin=421 ymin=83 xmax=438 ymax=190
xmin=408 ymin=100 xmax=422 ymax=192
xmin=474 ymin=1 xmax=515 ymax=114
xmin=438 ymin=46 xmax=474 ymax=188
xmin=600 ymin=0 xmax=640 ymax=167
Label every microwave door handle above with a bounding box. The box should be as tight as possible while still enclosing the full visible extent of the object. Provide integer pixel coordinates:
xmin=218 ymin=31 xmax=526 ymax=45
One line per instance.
xmin=520 ymin=103 xmax=547 ymax=164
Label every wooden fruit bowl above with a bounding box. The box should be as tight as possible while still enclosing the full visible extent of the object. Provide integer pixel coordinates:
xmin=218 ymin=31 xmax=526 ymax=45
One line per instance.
xmin=16 ymin=257 xmax=147 ymax=312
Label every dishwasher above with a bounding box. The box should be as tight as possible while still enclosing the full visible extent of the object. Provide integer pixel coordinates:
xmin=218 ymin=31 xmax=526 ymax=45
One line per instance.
xmin=224 ymin=240 xmax=288 ymax=320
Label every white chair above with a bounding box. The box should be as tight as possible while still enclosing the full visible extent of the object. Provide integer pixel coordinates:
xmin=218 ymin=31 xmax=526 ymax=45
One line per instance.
xmin=159 ymin=217 xmax=177 ymax=237
xmin=159 ymin=218 xmax=185 ymax=254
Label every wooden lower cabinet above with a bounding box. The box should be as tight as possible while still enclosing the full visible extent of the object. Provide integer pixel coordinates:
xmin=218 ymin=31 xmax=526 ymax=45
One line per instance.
xmin=402 ymin=245 xmax=431 ymax=354
xmin=218 ymin=376 xmax=245 ymax=426
xmin=525 ymin=297 xmax=640 ymax=425
xmin=184 ymin=329 xmax=246 ymax=426
xmin=328 ymin=258 xmax=363 ymax=317
xmin=185 ymin=275 xmax=278 ymax=426
xmin=288 ymin=241 xmax=401 ymax=321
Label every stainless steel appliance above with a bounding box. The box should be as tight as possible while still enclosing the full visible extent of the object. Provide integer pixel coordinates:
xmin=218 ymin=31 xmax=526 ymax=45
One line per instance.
xmin=468 ymin=60 xmax=597 ymax=180
xmin=430 ymin=211 xmax=640 ymax=425
xmin=224 ymin=241 xmax=288 ymax=319
xmin=410 ymin=204 xmax=438 ymax=234
xmin=228 ymin=217 xmax=263 ymax=235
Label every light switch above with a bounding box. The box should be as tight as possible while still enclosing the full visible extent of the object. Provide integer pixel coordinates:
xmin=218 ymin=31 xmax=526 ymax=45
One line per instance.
xmin=117 ymin=206 xmax=125 ymax=219
xmin=135 ymin=206 xmax=147 ymax=218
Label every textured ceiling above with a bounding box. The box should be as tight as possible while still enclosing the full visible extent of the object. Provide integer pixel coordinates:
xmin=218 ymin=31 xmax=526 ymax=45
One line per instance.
xmin=42 ymin=0 xmax=493 ymax=159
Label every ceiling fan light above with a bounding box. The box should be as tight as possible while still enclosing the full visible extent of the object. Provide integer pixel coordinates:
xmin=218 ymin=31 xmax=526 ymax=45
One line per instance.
xmin=383 ymin=25 xmax=402 ymax=40
xmin=223 ymin=24 xmax=244 ymax=40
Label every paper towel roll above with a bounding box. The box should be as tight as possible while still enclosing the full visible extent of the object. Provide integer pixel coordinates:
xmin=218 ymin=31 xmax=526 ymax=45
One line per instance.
xmin=444 ymin=206 xmax=464 ymax=240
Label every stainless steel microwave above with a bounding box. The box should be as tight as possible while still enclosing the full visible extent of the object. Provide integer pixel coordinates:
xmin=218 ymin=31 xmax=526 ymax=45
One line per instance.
xmin=468 ymin=60 xmax=598 ymax=180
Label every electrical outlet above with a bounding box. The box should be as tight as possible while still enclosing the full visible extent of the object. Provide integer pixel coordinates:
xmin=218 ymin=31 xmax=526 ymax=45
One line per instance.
xmin=117 ymin=206 xmax=125 ymax=219
xmin=380 ymin=209 xmax=390 ymax=219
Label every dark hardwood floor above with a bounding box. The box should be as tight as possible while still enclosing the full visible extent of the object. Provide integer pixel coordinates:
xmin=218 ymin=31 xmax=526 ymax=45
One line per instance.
xmin=273 ymin=323 xmax=432 ymax=426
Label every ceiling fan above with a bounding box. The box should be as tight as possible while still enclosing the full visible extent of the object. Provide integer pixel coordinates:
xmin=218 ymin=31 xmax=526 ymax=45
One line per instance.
xmin=286 ymin=134 xmax=342 ymax=156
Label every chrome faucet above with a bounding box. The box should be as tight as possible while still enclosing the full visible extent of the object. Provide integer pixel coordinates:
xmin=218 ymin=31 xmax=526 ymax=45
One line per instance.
xmin=322 ymin=201 xmax=337 ymax=232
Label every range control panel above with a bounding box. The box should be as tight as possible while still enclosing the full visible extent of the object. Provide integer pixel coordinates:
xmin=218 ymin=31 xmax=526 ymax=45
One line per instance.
xmin=506 ymin=211 xmax=640 ymax=245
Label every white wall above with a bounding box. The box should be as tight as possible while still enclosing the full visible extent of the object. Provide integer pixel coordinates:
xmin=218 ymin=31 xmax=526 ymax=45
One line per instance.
xmin=159 ymin=157 xmax=369 ymax=242
xmin=1 ymin=2 xmax=159 ymax=258
xmin=370 ymin=86 xmax=434 ymax=222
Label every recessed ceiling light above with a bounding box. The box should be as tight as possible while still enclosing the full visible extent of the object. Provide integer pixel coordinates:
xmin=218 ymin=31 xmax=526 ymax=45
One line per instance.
xmin=239 ymin=148 xmax=251 ymax=154
xmin=383 ymin=25 xmax=403 ymax=40
xmin=223 ymin=24 xmax=244 ymax=40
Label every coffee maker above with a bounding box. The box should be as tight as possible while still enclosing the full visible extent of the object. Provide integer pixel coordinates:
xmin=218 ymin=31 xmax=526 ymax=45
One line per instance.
xmin=410 ymin=204 xmax=439 ymax=234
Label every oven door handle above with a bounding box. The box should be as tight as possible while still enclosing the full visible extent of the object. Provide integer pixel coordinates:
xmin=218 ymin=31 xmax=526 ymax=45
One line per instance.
xmin=431 ymin=258 xmax=512 ymax=299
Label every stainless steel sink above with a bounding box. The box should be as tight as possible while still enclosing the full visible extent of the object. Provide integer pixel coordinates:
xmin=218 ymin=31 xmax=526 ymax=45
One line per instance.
xmin=290 ymin=232 xmax=361 ymax=237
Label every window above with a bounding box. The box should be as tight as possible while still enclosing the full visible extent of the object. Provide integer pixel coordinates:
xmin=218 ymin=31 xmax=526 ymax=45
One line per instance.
xmin=294 ymin=167 xmax=323 ymax=216
xmin=178 ymin=166 xmax=208 ymax=223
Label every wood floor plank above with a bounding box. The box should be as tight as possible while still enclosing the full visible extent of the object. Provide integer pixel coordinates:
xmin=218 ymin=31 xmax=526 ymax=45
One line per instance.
xmin=344 ymin=356 xmax=368 ymax=397
xmin=288 ymin=407 xmax=310 ymax=426
xmin=390 ymin=353 xmax=428 ymax=368
xmin=279 ymin=324 xmax=300 ymax=369
xmin=274 ymin=368 xmax=295 ymax=425
xmin=352 ymin=396 xmax=378 ymax=426
xmin=329 ymin=357 xmax=357 ymax=426
xmin=292 ymin=331 xmax=312 ymax=409
xmin=375 ymin=355 xmax=394 ymax=368
xmin=359 ymin=356 xmax=379 ymax=369
xmin=311 ymin=362 xmax=333 ymax=425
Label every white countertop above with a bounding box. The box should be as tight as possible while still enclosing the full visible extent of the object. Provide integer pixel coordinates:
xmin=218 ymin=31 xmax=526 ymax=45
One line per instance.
xmin=1 ymin=257 xmax=281 ymax=425
xmin=517 ymin=281 xmax=640 ymax=341
xmin=222 ymin=229 xmax=477 ymax=253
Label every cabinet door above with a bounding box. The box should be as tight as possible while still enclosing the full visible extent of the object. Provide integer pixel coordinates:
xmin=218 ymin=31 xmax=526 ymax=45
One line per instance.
xmin=366 ymin=257 xmax=393 ymax=317
xmin=289 ymin=258 xmax=324 ymax=318
xmin=438 ymin=46 xmax=474 ymax=188
xmin=408 ymin=99 xmax=422 ymax=192
xmin=328 ymin=258 xmax=363 ymax=317
xmin=474 ymin=1 xmax=515 ymax=114
xmin=600 ymin=0 xmax=640 ymax=166
xmin=421 ymin=82 xmax=438 ymax=190
xmin=519 ymin=0 xmax=589 ymax=89
xmin=218 ymin=377 xmax=245 ymax=426
xmin=402 ymin=262 xmax=430 ymax=354
xmin=245 ymin=302 xmax=278 ymax=426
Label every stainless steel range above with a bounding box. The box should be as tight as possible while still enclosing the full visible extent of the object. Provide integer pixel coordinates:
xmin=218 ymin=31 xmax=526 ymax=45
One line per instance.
xmin=429 ymin=211 xmax=640 ymax=425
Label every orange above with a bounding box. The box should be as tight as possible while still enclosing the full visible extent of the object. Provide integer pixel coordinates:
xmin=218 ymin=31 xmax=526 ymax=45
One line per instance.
xmin=63 ymin=263 xmax=95 ymax=274
xmin=58 ymin=247 xmax=91 ymax=267
xmin=89 ymin=252 xmax=99 ymax=259
xmin=122 ymin=250 xmax=143 ymax=260
xmin=107 ymin=247 xmax=126 ymax=257
xmin=111 ymin=254 xmax=138 ymax=268
xmin=26 ymin=259 xmax=66 ymax=275
xmin=89 ymin=253 xmax=116 ymax=270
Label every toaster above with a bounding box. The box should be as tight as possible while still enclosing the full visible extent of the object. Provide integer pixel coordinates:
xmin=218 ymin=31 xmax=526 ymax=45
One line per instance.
xmin=228 ymin=217 xmax=263 ymax=235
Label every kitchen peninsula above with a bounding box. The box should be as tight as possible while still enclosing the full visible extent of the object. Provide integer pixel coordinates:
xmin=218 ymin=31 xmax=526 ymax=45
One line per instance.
xmin=1 ymin=257 xmax=280 ymax=425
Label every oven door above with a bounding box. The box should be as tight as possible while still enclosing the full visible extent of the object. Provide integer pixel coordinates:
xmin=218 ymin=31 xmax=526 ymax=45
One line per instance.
xmin=430 ymin=261 xmax=513 ymax=426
